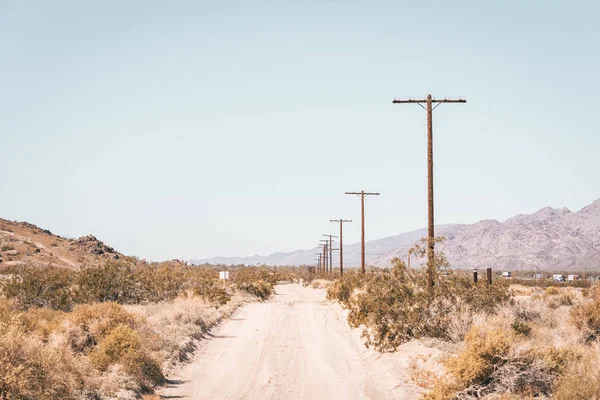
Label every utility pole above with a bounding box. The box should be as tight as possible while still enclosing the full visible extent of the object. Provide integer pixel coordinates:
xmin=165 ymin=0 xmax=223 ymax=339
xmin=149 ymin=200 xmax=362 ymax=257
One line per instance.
xmin=392 ymin=94 xmax=466 ymax=288
xmin=323 ymin=234 xmax=339 ymax=274
xmin=319 ymin=241 xmax=328 ymax=273
xmin=345 ymin=191 xmax=380 ymax=273
xmin=315 ymin=253 xmax=322 ymax=272
xmin=330 ymin=219 xmax=352 ymax=277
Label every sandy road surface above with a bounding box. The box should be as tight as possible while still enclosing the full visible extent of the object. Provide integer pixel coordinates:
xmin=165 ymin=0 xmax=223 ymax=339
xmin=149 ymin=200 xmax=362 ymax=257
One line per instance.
xmin=160 ymin=283 xmax=432 ymax=400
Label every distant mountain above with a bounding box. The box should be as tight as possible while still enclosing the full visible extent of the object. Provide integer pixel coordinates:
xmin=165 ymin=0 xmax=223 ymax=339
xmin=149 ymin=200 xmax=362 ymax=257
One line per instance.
xmin=190 ymin=199 xmax=600 ymax=271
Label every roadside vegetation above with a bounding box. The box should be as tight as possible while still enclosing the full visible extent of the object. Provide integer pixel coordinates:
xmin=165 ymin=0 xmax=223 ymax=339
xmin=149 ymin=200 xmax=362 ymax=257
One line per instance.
xmin=0 ymin=262 xmax=303 ymax=399
xmin=324 ymin=238 xmax=600 ymax=399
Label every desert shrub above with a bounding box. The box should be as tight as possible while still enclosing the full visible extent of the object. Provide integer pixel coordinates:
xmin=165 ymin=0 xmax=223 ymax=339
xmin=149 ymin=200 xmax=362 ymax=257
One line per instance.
xmin=18 ymin=307 xmax=66 ymax=339
xmin=77 ymin=262 xmax=142 ymax=304
xmin=135 ymin=264 xmax=186 ymax=302
xmin=310 ymin=279 xmax=331 ymax=289
xmin=446 ymin=327 xmax=513 ymax=386
xmin=511 ymin=319 xmax=531 ymax=336
xmin=511 ymin=300 xmax=542 ymax=322
xmin=120 ymin=352 xmax=165 ymax=389
xmin=326 ymin=269 xmax=368 ymax=304
xmin=571 ymin=295 xmax=600 ymax=341
xmin=1 ymin=266 xmax=74 ymax=311
xmin=553 ymin=347 xmax=600 ymax=400
xmin=428 ymin=327 xmax=559 ymax=399
xmin=89 ymin=325 xmax=164 ymax=390
xmin=338 ymin=268 xmax=510 ymax=351
xmin=89 ymin=325 xmax=141 ymax=371
xmin=186 ymin=268 xmax=231 ymax=305
xmin=232 ymin=267 xmax=276 ymax=300
xmin=547 ymin=292 xmax=574 ymax=309
xmin=0 ymin=323 xmax=84 ymax=400
xmin=70 ymin=302 xmax=135 ymax=350
xmin=546 ymin=286 xmax=560 ymax=295
xmin=240 ymin=280 xmax=272 ymax=300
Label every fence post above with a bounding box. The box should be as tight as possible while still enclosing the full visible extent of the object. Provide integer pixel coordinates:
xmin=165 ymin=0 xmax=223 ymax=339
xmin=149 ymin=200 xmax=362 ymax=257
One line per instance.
xmin=486 ymin=268 xmax=492 ymax=285
xmin=473 ymin=269 xmax=478 ymax=283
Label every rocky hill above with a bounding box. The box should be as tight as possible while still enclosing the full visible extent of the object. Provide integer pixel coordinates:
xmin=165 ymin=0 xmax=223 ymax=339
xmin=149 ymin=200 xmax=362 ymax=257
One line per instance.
xmin=191 ymin=199 xmax=600 ymax=271
xmin=0 ymin=219 xmax=124 ymax=269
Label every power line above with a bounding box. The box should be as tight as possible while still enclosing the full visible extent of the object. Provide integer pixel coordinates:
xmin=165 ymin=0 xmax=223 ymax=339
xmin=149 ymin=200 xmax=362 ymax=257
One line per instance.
xmin=393 ymin=94 xmax=466 ymax=287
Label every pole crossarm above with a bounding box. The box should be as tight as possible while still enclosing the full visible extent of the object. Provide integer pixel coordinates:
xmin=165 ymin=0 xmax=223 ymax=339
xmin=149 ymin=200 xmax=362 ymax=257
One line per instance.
xmin=345 ymin=192 xmax=380 ymax=196
xmin=392 ymin=98 xmax=466 ymax=104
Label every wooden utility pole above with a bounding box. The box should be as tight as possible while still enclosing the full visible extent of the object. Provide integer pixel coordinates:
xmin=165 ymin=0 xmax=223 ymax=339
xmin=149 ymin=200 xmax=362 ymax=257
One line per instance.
xmin=330 ymin=219 xmax=352 ymax=277
xmin=319 ymin=241 xmax=328 ymax=273
xmin=323 ymin=243 xmax=328 ymax=273
xmin=323 ymin=234 xmax=338 ymax=274
xmin=392 ymin=94 xmax=466 ymax=287
xmin=345 ymin=191 xmax=380 ymax=273
xmin=315 ymin=253 xmax=322 ymax=272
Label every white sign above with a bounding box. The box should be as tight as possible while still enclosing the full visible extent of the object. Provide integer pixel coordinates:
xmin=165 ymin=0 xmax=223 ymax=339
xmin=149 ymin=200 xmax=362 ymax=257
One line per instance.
xmin=219 ymin=271 xmax=229 ymax=280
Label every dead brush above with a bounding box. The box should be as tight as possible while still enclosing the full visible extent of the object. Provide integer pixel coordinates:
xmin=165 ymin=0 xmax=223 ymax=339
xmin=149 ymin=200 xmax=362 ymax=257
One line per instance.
xmin=570 ymin=288 xmax=600 ymax=341
xmin=553 ymin=344 xmax=600 ymax=400
xmin=426 ymin=327 xmax=562 ymax=400
xmin=510 ymin=299 xmax=543 ymax=322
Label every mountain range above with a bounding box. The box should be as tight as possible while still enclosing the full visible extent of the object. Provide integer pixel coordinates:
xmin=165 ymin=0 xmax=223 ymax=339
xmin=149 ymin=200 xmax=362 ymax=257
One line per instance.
xmin=190 ymin=199 xmax=600 ymax=271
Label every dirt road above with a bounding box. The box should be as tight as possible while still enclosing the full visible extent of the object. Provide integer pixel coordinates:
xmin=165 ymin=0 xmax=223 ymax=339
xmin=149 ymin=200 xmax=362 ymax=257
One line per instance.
xmin=161 ymin=283 xmax=434 ymax=400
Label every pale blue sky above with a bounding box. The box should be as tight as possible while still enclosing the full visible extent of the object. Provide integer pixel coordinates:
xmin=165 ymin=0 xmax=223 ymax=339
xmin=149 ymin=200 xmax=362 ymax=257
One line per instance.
xmin=1 ymin=1 xmax=599 ymax=261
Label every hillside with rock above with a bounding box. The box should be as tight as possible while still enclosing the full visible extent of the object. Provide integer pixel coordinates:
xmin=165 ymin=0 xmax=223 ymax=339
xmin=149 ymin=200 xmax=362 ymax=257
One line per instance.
xmin=0 ymin=219 xmax=125 ymax=269
xmin=192 ymin=199 xmax=600 ymax=271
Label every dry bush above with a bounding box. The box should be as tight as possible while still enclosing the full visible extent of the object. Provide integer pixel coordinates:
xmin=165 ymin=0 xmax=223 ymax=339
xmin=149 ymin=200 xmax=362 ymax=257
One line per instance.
xmin=571 ymin=290 xmax=600 ymax=341
xmin=18 ymin=307 xmax=66 ymax=339
xmin=546 ymin=286 xmax=560 ymax=295
xmin=70 ymin=302 xmax=135 ymax=346
xmin=1 ymin=266 xmax=74 ymax=311
xmin=77 ymin=262 xmax=142 ymax=304
xmin=329 ymin=263 xmax=510 ymax=351
xmin=310 ymin=279 xmax=331 ymax=289
xmin=326 ymin=272 xmax=363 ymax=304
xmin=187 ymin=269 xmax=230 ymax=306
xmin=553 ymin=345 xmax=600 ymax=400
xmin=232 ymin=267 xmax=276 ymax=300
xmin=510 ymin=299 xmax=543 ymax=322
xmin=427 ymin=327 xmax=562 ymax=399
xmin=89 ymin=325 xmax=141 ymax=371
xmin=0 ymin=318 xmax=86 ymax=399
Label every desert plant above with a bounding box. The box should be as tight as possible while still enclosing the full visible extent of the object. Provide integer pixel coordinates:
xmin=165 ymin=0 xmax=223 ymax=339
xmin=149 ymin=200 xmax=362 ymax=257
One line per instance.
xmin=2 ymin=266 xmax=74 ymax=311
xmin=77 ymin=262 xmax=142 ymax=304
xmin=553 ymin=346 xmax=600 ymax=400
xmin=571 ymin=294 xmax=600 ymax=341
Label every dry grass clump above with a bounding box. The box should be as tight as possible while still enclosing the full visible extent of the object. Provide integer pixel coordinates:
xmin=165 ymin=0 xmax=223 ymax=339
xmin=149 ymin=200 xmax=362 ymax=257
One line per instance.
xmin=570 ymin=285 xmax=600 ymax=341
xmin=0 ymin=314 xmax=87 ymax=399
xmin=425 ymin=326 xmax=571 ymax=399
xmin=231 ymin=267 xmax=277 ymax=300
xmin=553 ymin=344 xmax=600 ymax=400
xmin=89 ymin=325 xmax=164 ymax=390
xmin=310 ymin=279 xmax=332 ymax=289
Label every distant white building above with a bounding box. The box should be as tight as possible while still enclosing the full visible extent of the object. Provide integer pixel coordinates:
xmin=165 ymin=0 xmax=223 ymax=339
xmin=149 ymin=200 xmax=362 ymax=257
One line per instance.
xmin=567 ymin=274 xmax=579 ymax=281
xmin=502 ymin=271 xmax=512 ymax=278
